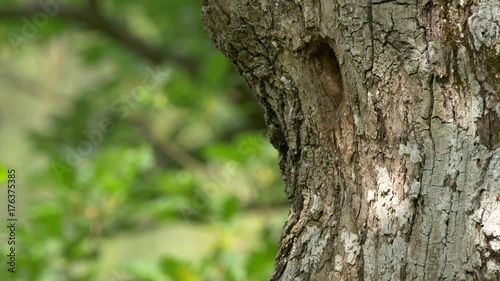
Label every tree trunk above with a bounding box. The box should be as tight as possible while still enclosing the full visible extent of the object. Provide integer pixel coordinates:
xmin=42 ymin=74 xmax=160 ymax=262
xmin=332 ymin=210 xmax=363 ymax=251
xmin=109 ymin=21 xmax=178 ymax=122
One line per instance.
xmin=201 ymin=0 xmax=500 ymax=280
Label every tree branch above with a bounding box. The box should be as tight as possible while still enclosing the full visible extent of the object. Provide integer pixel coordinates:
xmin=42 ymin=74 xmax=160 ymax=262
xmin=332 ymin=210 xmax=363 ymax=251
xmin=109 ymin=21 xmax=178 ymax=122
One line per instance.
xmin=0 ymin=3 xmax=197 ymax=71
xmin=87 ymin=0 xmax=99 ymax=14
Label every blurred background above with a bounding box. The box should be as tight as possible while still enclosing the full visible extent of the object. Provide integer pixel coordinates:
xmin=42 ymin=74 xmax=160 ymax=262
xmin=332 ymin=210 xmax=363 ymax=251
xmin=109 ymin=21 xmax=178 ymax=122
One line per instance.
xmin=0 ymin=0 xmax=287 ymax=280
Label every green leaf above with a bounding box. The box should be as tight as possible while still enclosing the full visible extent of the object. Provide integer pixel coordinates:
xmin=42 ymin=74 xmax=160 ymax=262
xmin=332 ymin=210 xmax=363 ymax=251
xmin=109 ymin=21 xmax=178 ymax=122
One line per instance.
xmin=128 ymin=260 xmax=167 ymax=281
xmin=30 ymin=203 xmax=64 ymax=237
xmin=204 ymin=144 xmax=246 ymax=163
xmin=160 ymin=257 xmax=200 ymax=281
xmin=219 ymin=196 xmax=241 ymax=222
xmin=0 ymin=164 xmax=8 ymax=183
xmin=201 ymin=54 xmax=231 ymax=88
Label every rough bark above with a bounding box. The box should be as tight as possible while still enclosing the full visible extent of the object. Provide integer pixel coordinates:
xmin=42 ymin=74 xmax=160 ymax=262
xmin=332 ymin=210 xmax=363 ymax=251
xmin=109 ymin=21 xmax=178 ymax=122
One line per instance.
xmin=202 ymin=0 xmax=500 ymax=280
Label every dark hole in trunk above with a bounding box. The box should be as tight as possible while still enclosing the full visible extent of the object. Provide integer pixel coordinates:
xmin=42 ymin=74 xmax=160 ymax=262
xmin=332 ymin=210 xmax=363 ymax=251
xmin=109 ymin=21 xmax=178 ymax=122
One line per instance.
xmin=305 ymin=41 xmax=345 ymax=115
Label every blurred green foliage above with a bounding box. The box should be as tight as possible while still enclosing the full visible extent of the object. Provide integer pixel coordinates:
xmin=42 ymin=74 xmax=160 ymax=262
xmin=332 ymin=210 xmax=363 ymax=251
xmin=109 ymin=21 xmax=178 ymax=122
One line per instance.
xmin=0 ymin=0 xmax=286 ymax=280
